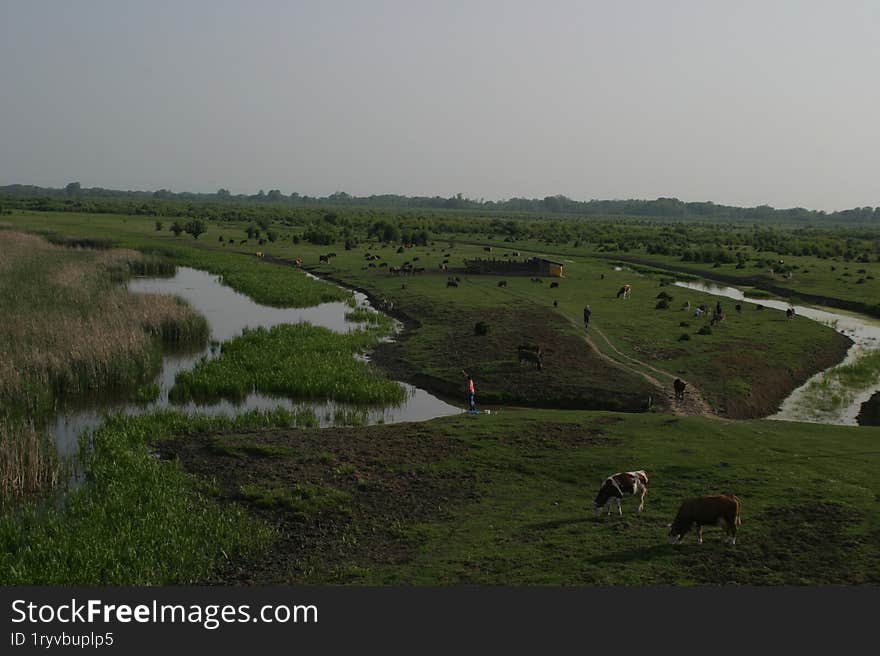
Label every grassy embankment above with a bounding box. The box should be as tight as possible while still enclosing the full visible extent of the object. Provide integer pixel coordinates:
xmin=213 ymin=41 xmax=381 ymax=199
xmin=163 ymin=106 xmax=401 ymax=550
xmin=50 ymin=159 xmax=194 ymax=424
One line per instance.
xmin=161 ymin=409 xmax=880 ymax=585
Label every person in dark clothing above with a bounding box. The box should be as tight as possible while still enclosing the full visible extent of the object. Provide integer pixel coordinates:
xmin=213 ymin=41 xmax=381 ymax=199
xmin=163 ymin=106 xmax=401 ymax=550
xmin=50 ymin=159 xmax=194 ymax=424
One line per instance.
xmin=583 ymin=304 xmax=592 ymax=330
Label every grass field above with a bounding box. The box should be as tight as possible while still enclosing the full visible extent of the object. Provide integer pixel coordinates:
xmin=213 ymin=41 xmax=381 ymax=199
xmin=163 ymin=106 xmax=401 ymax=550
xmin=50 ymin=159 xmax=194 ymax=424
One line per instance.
xmin=2 ymin=207 xmax=878 ymax=586
xmin=161 ymin=410 xmax=880 ymax=585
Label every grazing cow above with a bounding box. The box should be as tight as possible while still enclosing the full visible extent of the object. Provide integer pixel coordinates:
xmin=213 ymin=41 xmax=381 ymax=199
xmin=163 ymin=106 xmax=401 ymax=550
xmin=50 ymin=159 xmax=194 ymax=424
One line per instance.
xmin=786 ymin=308 xmax=796 ymax=320
xmin=516 ymin=342 xmax=544 ymax=355
xmin=550 ymin=282 xmax=559 ymax=288
xmin=498 ymin=280 xmax=507 ymax=288
xmin=255 ymin=251 xmax=264 ymax=258
xmin=673 ymin=378 xmax=687 ymax=401
xmin=517 ymin=347 xmax=543 ymax=370
xmin=447 ymin=280 xmax=459 ymax=288
xmin=239 ymin=239 xmax=247 ymax=245
xmin=735 ymin=303 xmax=742 ymax=314
xmin=512 ymin=251 xmax=521 ymax=256
xmin=319 ymin=254 xmax=330 ymax=264
xmin=594 ymin=470 xmax=649 ymax=516
xmin=390 ymin=266 xmax=401 ymax=275
xmin=484 ymin=246 xmax=492 ymax=252
xmin=293 ymin=258 xmax=303 ymax=268
xmin=616 ymin=284 xmax=632 ymax=299
xmin=667 ymin=494 xmax=742 ymax=545
xmin=328 ymin=252 xmax=337 ymax=258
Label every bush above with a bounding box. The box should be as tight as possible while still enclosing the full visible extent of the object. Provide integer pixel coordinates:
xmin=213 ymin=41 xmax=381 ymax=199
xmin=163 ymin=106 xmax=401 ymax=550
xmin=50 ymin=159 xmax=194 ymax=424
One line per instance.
xmin=697 ymin=325 xmax=713 ymax=335
xmin=678 ymin=333 xmax=691 ymax=341
xmin=474 ymin=321 xmax=489 ymax=336
xmin=655 ymin=299 xmax=670 ymax=309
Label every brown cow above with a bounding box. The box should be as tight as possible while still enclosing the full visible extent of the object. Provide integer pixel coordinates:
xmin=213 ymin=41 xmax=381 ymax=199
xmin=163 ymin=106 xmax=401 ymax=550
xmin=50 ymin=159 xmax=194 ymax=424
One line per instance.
xmin=594 ymin=470 xmax=649 ymax=516
xmin=667 ymin=494 xmax=742 ymax=545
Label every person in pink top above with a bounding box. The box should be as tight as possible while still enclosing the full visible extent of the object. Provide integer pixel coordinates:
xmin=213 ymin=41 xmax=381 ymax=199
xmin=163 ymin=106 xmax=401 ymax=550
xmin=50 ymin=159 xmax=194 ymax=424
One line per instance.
xmin=463 ymin=371 xmax=476 ymax=412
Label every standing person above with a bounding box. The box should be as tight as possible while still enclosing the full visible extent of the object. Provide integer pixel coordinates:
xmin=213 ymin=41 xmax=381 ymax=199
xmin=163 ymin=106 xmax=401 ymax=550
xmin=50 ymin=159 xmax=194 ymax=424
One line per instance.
xmin=463 ymin=371 xmax=476 ymax=412
xmin=583 ymin=304 xmax=592 ymax=330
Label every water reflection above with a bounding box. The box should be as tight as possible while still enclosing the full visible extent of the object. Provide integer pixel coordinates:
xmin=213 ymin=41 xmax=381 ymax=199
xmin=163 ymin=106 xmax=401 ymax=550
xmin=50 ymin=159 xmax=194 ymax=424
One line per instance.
xmin=51 ymin=267 xmax=460 ymax=455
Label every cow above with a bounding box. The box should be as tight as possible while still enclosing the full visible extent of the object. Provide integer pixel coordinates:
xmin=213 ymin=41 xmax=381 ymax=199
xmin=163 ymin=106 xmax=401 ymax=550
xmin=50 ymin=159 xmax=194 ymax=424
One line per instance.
xmin=667 ymin=494 xmax=742 ymax=545
xmin=319 ymin=254 xmax=330 ymax=264
xmin=255 ymin=251 xmax=264 ymax=258
xmin=617 ymin=284 xmax=632 ymax=299
xmin=447 ymin=280 xmax=459 ymax=288
xmin=517 ymin=347 xmax=543 ymax=370
xmin=498 ymin=280 xmax=507 ymax=288
xmin=550 ymin=282 xmax=559 ymax=288
xmin=786 ymin=308 xmax=796 ymax=320
xmin=673 ymin=378 xmax=687 ymax=401
xmin=735 ymin=303 xmax=742 ymax=314
xmin=483 ymin=246 xmax=492 ymax=252
xmin=593 ymin=470 xmax=649 ymax=516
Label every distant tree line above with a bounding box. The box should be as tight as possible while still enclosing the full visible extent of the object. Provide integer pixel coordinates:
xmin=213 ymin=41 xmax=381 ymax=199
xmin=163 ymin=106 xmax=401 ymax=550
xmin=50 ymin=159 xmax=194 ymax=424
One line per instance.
xmin=2 ymin=183 xmax=879 ymax=225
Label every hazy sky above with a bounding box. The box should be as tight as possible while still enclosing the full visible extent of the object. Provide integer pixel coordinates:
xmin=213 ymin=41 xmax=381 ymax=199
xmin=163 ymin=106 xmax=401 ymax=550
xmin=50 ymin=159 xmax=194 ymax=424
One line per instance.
xmin=2 ymin=1 xmax=878 ymax=210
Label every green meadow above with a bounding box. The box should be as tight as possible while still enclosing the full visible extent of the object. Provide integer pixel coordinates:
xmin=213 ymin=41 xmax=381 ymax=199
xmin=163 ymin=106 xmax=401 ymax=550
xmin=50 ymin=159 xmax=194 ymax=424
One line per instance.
xmin=1 ymin=203 xmax=878 ymax=585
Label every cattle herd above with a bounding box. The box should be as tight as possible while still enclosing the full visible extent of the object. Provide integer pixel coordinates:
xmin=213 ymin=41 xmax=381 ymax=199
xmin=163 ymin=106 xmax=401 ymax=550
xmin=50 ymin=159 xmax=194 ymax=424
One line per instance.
xmin=594 ymin=470 xmax=742 ymax=545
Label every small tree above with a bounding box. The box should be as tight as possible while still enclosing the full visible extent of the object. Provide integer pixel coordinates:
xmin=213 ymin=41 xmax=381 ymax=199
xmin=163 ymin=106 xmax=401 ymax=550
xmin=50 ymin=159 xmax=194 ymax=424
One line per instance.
xmin=267 ymin=230 xmax=278 ymax=242
xmin=185 ymin=220 xmax=207 ymax=239
xmin=155 ymin=220 xmax=164 ymax=231
xmin=170 ymin=221 xmax=184 ymax=237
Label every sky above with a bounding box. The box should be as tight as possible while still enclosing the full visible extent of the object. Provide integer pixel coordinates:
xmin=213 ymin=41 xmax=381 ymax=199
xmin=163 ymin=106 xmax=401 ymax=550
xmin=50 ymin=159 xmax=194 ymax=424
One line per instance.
xmin=1 ymin=0 xmax=879 ymax=211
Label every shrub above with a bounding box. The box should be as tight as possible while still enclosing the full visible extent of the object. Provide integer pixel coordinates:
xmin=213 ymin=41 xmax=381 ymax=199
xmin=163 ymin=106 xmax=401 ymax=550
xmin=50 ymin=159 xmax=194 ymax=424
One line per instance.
xmin=474 ymin=321 xmax=489 ymax=336
xmin=697 ymin=325 xmax=713 ymax=335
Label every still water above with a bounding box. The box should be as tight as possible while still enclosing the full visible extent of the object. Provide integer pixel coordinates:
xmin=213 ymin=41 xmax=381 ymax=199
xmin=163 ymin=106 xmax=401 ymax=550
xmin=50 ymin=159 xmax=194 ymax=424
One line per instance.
xmin=51 ymin=267 xmax=460 ymax=456
xmin=674 ymin=280 xmax=880 ymax=425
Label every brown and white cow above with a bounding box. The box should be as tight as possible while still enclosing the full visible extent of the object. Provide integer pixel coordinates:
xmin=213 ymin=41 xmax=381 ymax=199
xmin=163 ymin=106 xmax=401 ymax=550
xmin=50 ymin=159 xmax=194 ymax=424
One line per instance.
xmin=667 ymin=494 xmax=742 ymax=545
xmin=593 ymin=470 xmax=649 ymax=516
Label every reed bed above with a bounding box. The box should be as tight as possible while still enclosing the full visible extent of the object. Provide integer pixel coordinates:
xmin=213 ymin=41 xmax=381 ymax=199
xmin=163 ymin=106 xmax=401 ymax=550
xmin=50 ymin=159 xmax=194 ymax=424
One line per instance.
xmin=0 ymin=231 xmax=207 ymax=416
xmin=0 ymin=420 xmax=59 ymax=500
xmin=0 ymin=231 xmax=207 ymax=500
xmin=170 ymin=324 xmax=406 ymax=405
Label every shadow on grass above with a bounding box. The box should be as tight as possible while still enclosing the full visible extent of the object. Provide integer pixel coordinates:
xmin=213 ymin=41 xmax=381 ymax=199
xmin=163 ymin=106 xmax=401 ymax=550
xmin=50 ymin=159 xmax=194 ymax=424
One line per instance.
xmin=587 ymin=542 xmax=673 ymax=565
xmin=522 ymin=517 xmax=593 ymax=532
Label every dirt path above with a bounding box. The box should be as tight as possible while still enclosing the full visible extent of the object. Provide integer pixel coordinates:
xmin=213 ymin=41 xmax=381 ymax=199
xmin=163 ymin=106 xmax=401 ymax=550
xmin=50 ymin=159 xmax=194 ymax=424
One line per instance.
xmin=569 ymin=317 xmax=717 ymax=418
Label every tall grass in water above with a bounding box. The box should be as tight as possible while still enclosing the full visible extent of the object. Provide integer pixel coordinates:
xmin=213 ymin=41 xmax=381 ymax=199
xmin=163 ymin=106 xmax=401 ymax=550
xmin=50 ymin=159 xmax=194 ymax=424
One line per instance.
xmin=0 ymin=231 xmax=207 ymax=499
xmin=0 ymin=420 xmax=59 ymax=500
xmin=797 ymin=350 xmax=880 ymax=415
xmin=171 ymin=324 xmax=406 ymax=405
xmin=0 ymin=231 xmax=207 ymax=418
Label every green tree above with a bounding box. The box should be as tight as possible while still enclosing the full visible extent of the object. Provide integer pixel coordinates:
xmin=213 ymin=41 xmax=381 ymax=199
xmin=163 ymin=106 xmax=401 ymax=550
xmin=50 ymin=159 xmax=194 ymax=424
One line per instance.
xmin=170 ymin=221 xmax=184 ymax=237
xmin=185 ymin=220 xmax=207 ymax=239
xmin=65 ymin=181 xmax=82 ymax=196
xmin=155 ymin=220 xmax=163 ymax=231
